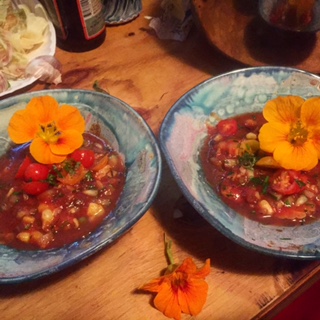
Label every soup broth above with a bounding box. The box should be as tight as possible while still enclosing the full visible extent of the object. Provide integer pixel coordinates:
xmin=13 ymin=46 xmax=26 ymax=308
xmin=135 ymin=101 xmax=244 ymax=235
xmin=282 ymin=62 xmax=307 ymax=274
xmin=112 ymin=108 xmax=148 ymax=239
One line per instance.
xmin=201 ymin=112 xmax=320 ymax=226
xmin=0 ymin=133 xmax=126 ymax=250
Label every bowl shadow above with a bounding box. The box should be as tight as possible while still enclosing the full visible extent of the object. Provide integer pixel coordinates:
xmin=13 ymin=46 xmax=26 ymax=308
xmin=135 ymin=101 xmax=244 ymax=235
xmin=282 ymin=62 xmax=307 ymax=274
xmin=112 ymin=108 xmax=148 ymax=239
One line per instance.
xmin=151 ymin=162 xmax=317 ymax=278
xmin=243 ymin=16 xmax=317 ymax=67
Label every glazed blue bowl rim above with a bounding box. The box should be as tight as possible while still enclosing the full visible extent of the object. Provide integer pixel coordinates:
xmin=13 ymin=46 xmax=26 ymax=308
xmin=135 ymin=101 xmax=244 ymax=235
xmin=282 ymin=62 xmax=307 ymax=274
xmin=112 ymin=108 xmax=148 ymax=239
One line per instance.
xmin=0 ymin=89 xmax=162 ymax=283
xmin=160 ymin=66 xmax=320 ymax=260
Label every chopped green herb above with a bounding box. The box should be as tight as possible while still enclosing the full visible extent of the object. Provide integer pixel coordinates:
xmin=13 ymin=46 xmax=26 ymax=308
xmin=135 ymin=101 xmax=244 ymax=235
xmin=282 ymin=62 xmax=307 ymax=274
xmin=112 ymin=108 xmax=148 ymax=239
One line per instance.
xmin=46 ymin=174 xmax=58 ymax=186
xmin=250 ymin=175 xmax=270 ymax=194
xmin=250 ymin=177 xmax=260 ymax=185
xmin=295 ymin=179 xmax=306 ymax=188
xmin=52 ymin=165 xmax=63 ymax=178
xmin=63 ymin=160 xmax=80 ymax=175
xmin=262 ymin=176 xmax=270 ymax=194
xmin=284 ymin=199 xmax=291 ymax=207
xmin=239 ymin=152 xmax=256 ymax=169
xmin=63 ymin=160 xmax=74 ymax=174
xmin=85 ymin=171 xmax=94 ymax=182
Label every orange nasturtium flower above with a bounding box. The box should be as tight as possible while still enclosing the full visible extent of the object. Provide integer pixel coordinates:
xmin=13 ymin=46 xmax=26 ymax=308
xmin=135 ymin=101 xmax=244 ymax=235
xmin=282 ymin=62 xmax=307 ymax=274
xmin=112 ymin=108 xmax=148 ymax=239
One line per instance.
xmin=8 ymin=96 xmax=85 ymax=164
xmin=140 ymin=237 xmax=211 ymax=320
xmin=258 ymin=96 xmax=320 ymax=171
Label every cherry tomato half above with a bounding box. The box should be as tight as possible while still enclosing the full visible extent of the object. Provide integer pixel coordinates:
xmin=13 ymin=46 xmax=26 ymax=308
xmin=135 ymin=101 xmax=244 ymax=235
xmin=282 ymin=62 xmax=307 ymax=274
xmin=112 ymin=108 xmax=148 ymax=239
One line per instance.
xmin=71 ymin=149 xmax=95 ymax=169
xmin=23 ymin=181 xmax=50 ymax=196
xmin=270 ymin=170 xmax=307 ymax=196
xmin=24 ymin=163 xmax=50 ymax=182
xmin=217 ymin=119 xmax=238 ymax=136
xmin=15 ymin=156 xmax=32 ymax=179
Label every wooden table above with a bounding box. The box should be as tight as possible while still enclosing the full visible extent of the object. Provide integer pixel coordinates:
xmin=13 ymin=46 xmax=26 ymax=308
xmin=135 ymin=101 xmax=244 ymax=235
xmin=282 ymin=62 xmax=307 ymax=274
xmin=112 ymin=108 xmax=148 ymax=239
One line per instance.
xmin=1 ymin=1 xmax=320 ymax=319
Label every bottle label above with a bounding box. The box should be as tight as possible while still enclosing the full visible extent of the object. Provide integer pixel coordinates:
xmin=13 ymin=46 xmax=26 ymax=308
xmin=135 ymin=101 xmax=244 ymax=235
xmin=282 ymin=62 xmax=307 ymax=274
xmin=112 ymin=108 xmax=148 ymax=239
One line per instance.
xmin=40 ymin=0 xmax=67 ymax=40
xmin=77 ymin=0 xmax=105 ymax=40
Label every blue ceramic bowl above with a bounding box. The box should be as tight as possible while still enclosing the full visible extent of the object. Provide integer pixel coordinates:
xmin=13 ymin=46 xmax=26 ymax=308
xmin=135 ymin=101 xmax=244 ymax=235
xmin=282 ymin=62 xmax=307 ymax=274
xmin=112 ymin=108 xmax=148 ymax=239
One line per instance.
xmin=0 ymin=89 xmax=162 ymax=283
xmin=160 ymin=66 xmax=320 ymax=260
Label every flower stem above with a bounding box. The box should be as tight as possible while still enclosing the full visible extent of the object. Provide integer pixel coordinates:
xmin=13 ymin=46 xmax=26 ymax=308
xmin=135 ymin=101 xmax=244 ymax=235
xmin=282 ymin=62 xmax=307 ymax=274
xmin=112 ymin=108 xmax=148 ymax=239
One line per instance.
xmin=164 ymin=234 xmax=175 ymax=266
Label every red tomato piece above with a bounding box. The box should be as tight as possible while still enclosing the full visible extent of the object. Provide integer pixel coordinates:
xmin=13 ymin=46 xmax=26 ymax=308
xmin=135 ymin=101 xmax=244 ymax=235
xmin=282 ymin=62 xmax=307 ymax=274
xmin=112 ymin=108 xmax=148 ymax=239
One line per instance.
xmin=217 ymin=119 xmax=238 ymax=136
xmin=24 ymin=163 xmax=50 ymax=182
xmin=15 ymin=156 xmax=32 ymax=179
xmin=270 ymin=170 xmax=307 ymax=196
xmin=23 ymin=181 xmax=50 ymax=195
xmin=71 ymin=149 xmax=95 ymax=169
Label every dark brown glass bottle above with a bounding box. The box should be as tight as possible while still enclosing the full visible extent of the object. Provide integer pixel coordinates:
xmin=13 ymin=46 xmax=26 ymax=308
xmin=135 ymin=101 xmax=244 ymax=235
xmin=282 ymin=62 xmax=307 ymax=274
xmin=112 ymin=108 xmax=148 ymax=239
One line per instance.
xmin=40 ymin=0 xmax=106 ymax=52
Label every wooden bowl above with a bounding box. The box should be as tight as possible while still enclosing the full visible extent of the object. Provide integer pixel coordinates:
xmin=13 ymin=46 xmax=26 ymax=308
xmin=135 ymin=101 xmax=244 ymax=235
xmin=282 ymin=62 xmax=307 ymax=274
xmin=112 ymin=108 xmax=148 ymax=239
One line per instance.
xmin=191 ymin=0 xmax=320 ymax=73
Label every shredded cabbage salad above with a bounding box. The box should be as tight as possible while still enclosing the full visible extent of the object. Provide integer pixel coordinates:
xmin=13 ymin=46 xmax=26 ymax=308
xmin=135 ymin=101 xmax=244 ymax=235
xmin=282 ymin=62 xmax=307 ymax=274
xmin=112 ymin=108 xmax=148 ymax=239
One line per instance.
xmin=0 ymin=1 xmax=49 ymax=92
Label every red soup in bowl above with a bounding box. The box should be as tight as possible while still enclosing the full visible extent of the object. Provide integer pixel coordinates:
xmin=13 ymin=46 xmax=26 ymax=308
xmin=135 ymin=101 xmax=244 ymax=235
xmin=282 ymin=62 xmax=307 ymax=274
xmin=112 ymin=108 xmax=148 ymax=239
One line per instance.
xmin=201 ymin=112 xmax=320 ymax=227
xmin=0 ymin=132 xmax=126 ymax=250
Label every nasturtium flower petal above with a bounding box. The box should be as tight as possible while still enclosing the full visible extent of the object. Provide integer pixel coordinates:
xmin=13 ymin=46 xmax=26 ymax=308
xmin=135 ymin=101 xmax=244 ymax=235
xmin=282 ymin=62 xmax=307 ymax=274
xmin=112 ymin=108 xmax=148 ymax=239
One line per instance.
xmin=273 ymin=140 xmax=318 ymax=171
xmin=301 ymin=97 xmax=320 ymax=128
xmin=178 ymin=257 xmax=197 ymax=274
xmin=8 ymin=96 xmax=86 ymax=165
xmin=49 ymin=130 xmax=84 ymax=155
xmin=310 ymin=129 xmax=320 ymax=158
xmin=178 ymin=278 xmax=208 ymax=316
xmin=25 ymin=95 xmax=59 ymax=125
xmin=30 ymin=138 xmax=66 ymax=164
xmin=259 ymin=96 xmax=320 ymax=171
xmin=139 ymin=278 xmax=163 ymax=293
xmin=8 ymin=109 xmax=38 ymax=143
xmin=259 ymin=123 xmax=289 ymax=153
xmin=140 ymin=258 xmax=210 ymax=320
xmin=262 ymin=96 xmax=303 ymax=125
xmin=178 ymin=258 xmax=211 ymax=278
xmin=56 ymin=105 xmax=85 ymax=133
xmin=154 ymin=282 xmax=181 ymax=320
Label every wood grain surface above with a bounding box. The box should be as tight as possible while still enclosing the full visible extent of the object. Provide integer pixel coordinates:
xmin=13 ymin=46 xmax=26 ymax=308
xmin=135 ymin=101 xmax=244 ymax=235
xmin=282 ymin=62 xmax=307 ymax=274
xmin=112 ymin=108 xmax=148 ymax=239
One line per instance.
xmin=2 ymin=1 xmax=320 ymax=319
xmin=191 ymin=0 xmax=320 ymax=74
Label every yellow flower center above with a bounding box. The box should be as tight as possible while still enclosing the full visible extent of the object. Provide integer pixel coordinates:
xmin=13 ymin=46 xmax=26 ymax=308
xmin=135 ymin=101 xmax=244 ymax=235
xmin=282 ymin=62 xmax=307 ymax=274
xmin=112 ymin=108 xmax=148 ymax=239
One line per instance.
xmin=38 ymin=122 xmax=60 ymax=144
xmin=288 ymin=120 xmax=309 ymax=146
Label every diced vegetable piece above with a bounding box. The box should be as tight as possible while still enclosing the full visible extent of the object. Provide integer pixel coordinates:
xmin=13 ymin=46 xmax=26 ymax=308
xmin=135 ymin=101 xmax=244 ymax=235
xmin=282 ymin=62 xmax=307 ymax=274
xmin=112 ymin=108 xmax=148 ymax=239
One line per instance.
xmin=83 ymin=189 xmax=98 ymax=197
xmin=41 ymin=208 xmax=56 ymax=231
xmin=92 ymin=155 xmax=109 ymax=171
xmin=87 ymin=203 xmax=105 ymax=220
xmin=16 ymin=231 xmax=31 ymax=243
xmin=258 ymin=200 xmax=274 ymax=216
xmin=239 ymin=140 xmax=260 ymax=155
xmin=255 ymin=156 xmax=282 ymax=169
